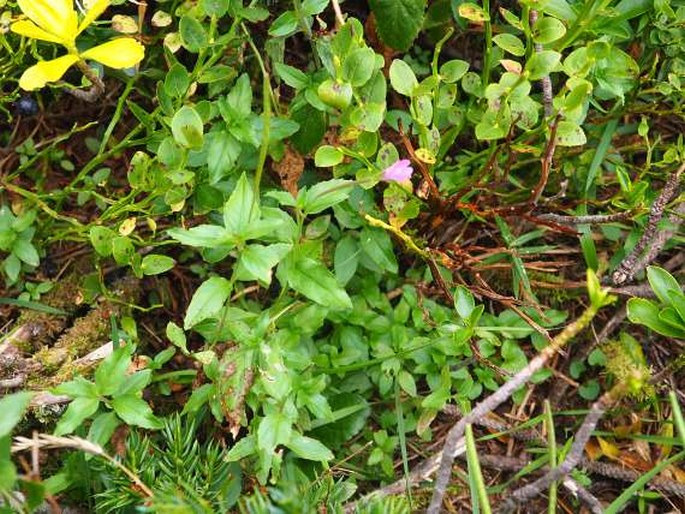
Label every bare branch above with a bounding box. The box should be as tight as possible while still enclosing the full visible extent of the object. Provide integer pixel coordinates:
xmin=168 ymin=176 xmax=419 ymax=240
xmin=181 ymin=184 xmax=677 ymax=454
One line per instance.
xmin=537 ymin=211 xmax=634 ymax=226
xmin=501 ymin=381 xmax=629 ymax=512
xmin=427 ymin=302 xmax=603 ymax=513
xmin=612 ymin=163 xmax=684 ymax=285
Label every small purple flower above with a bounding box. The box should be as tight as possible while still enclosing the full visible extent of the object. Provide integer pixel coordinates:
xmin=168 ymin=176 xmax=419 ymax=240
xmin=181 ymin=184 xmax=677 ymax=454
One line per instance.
xmin=381 ymin=159 xmax=414 ymax=183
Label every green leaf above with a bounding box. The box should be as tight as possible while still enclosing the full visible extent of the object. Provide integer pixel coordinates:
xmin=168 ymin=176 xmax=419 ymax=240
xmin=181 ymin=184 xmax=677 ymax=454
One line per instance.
xmin=389 ymin=59 xmax=418 ymax=96
xmin=87 ymin=412 xmax=119 ymax=449
xmin=359 ymin=227 xmax=398 ymax=274
xmin=453 ymin=285 xmax=475 ymax=319
xmin=171 ymin=106 xmax=204 ymax=149
xmin=646 ymin=266 xmax=681 ymax=307
xmin=492 ymin=34 xmax=525 ymax=56
xmin=166 ymin=322 xmax=188 ymax=354
xmin=668 ymin=290 xmax=685 ymax=325
xmin=224 ymin=173 xmax=259 ymax=238
xmin=533 ymin=17 xmax=567 ymax=44
xmin=301 ymin=179 xmax=355 ymax=215
xmin=236 ymin=243 xmax=292 ymax=285
xmin=179 ymin=15 xmax=208 ymax=52
xmin=301 ymin=0 xmax=329 ymax=16
xmin=3 ymin=254 xmax=20 ymax=283
xmin=184 ymin=276 xmax=233 ymax=329
xmin=115 ymin=370 xmax=152 ymax=397
xmin=627 ymin=298 xmax=685 ymax=338
xmin=111 ymin=395 xmax=163 ymax=429
xmin=314 ymin=145 xmax=344 ymax=167
xmin=291 ymin=105 xmax=326 ymax=154
xmin=54 ymin=376 xmax=97 ymax=399
xmin=525 ymin=50 xmax=561 ymax=80
xmin=168 ymin=225 xmax=231 ymax=248
xmin=0 ymin=392 xmax=32 ymax=438
xmin=286 ymin=433 xmax=334 ymax=461
xmin=164 ymin=63 xmax=190 ymax=98
xmin=334 ymin=235 xmax=360 ymax=286
xmin=278 ymin=252 xmax=352 ymax=310
xmin=275 ymin=62 xmax=309 ymax=89
xmin=369 ymin=0 xmax=427 ymax=51
xmin=440 ymin=59 xmax=469 ymax=83
xmin=226 ymin=435 xmax=255 ymax=461
xmin=317 ymin=79 xmax=353 ymax=110
xmin=95 ymin=347 xmax=132 ymax=396
xmin=201 ymin=0 xmax=229 ymax=16
xmin=54 ymin=397 xmax=100 ymax=436
xmin=398 ymin=369 xmax=417 ymax=397
xmin=182 ymin=383 xmax=215 ymax=415
xmin=205 ymin=130 xmax=241 ymax=184
xmin=310 ymin=393 xmax=370 ymax=448
xmin=141 ymin=254 xmax=175 ymax=275
xmin=13 ymin=239 xmax=39 ymax=266
xmin=343 ymin=47 xmax=377 ymax=87
xmin=556 ymin=121 xmax=586 ymax=146
xmin=0 ymin=437 xmax=17 ymax=491
xmin=90 ymin=226 xmax=115 ymax=256
xmin=111 ymin=236 xmax=135 ymax=265
xmin=258 ymin=412 xmax=292 ymax=453
xmin=269 ymin=10 xmax=298 ymax=37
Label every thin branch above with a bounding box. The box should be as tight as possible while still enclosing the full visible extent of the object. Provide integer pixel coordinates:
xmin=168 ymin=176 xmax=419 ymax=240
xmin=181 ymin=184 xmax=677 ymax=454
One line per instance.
xmin=501 ymin=381 xmax=629 ymax=512
xmin=530 ymin=10 xmax=553 ymax=118
xmin=331 ymin=0 xmax=345 ymax=27
xmin=612 ymin=163 xmax=684 ymax=285
xmin=537 ymin=211 xmax=634 ymax=226
xmin=630 ymin=201 xmax=685 ymax=279
xmin=427 ymin=301 xmax=604 ymax=513
xmin=529 ymin=117 xmax=560 ymax=205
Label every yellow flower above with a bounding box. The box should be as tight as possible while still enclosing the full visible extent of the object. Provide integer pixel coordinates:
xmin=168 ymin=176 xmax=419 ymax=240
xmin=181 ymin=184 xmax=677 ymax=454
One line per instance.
xmin=11 ymin=0 xmax=145 ymax=91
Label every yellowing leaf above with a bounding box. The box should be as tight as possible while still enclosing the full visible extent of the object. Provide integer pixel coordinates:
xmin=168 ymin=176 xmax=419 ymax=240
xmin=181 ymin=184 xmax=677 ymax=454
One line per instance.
xmin=415 ymin=148 xmax=436 ymax=164
xmin=17 ymin=0 xmax=77 ymax=41
xmin=11 ymin=19 xmax=63 ymax=43
xmin=500 ymin=59 xmax=522 ymax=74
xmin=118 ymin=217 xmax=137 ymax=236
xmin=111 ymin=14 xmax=138 ymax=34
xmin=597 ymin=436 xmax=621 ymax=459
xmin=151 ymin=10 xmax=172 ymax=28
xmin=78 ymin=0 xmax=109 ymax=34
xmin=163 ymin=32 xmax=182 ymax=53
xmin=81 ymin=38 xmax=145 ymax=68
xmin=19 ymin=54 xmax=79 ymax=90
xmin=458 ymin=2 xmax=489 ymax=22
xmin=584 ymin=439 xmax=602 ymax=461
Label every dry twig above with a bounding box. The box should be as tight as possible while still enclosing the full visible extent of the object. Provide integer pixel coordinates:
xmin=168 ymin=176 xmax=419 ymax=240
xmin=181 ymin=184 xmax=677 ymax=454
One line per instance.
xmin=501 ymin=381 xmax=629 ymax=512
xmin=426 ymin=300 xmax=605 ymax=513
xmin=612 ymin=163 xmax=684 ymax=285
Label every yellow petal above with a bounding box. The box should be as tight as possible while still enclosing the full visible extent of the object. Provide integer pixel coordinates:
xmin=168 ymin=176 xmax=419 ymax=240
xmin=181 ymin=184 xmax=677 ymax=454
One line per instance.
xmin=11 ymin=19 xmax=64 ymax=43
xmin=17 ymin=0 xmax=77 ymax=41
xmin=80 ymin=38 xmax=144 ymax=69
xmin=19 ymin=54 xmax=79 ymax=91
xmin=78 ymin=0 xmax=109 ymax=35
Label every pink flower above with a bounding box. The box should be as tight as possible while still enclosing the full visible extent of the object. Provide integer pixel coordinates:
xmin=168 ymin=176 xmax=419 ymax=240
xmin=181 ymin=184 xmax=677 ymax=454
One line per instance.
xmin=381 ymin=159 xmax=413 ymax=182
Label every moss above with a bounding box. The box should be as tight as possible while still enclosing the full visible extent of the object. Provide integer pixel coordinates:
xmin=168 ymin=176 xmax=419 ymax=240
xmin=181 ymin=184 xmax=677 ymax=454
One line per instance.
xmin=601 ymin=332 xmax=654 ymax=399
xmin=11 ymin=273 xmax=83 ymax=352
xmin=28 ymin=277 xmax=141 ymax=388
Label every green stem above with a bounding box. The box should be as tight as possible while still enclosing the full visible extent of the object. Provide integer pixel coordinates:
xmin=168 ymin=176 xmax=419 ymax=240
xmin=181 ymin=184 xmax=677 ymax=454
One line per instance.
xmin=482 ymin=0 xmax=493 ymax=85
xmin=241 ymin=23 xmax=272 ymax=204
xmin=465 ymin=424 xmax=492 ymax=514
xmin=97 ymin=76 xmax=136 ymax=155
xmin=544 ymin=400 xmax=557 ymax=514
